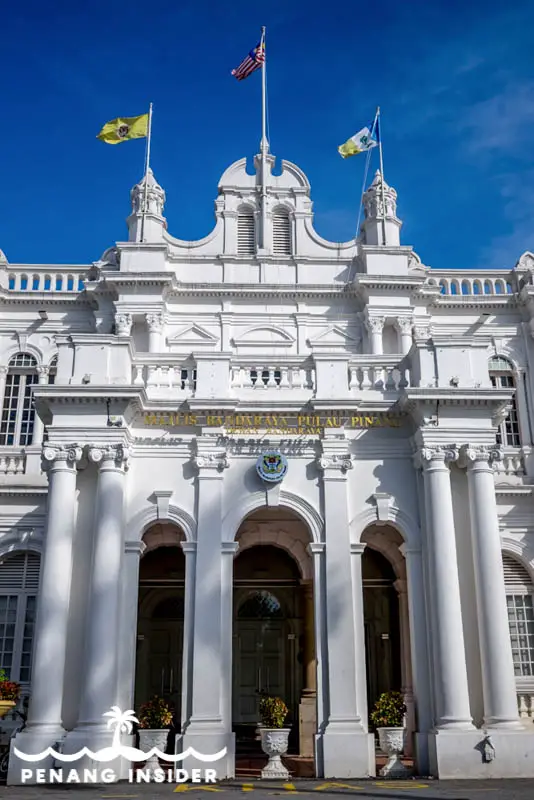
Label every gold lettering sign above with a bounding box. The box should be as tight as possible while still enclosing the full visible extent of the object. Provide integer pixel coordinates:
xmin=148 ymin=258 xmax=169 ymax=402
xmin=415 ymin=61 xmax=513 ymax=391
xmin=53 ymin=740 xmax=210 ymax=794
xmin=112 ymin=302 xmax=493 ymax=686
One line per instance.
xmin=141 ymin=411 xmax=404 ymax=435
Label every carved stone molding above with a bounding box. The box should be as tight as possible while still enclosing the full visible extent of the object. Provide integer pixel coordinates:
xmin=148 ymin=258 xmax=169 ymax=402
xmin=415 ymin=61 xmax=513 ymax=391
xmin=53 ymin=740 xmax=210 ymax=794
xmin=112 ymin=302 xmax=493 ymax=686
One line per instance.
xmin=412 ymin=321 xmax=431 ymax=340
xmin=114 ymin=313 xmax=132 ymax=337
xmin=458 ymin=444 xmax=502 ymax=470
xmin=42 ymin=444 xmax=83 ymax=468
xmin=36 ymin=365 xmax=50 ymax=378
xmin=413 ymin=445 xmax=458 ymax=470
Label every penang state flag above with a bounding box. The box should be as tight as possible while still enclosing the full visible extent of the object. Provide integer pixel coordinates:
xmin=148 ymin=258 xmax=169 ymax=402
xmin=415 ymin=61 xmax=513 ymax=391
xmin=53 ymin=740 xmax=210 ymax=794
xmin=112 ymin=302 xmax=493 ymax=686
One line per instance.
xmin=97 ymin=113 xmax=148 ymax=144
xmin=231 ymin=39 xmax=265 ymax=80
xmin=338 ymin=126 xmax=378 ymax=158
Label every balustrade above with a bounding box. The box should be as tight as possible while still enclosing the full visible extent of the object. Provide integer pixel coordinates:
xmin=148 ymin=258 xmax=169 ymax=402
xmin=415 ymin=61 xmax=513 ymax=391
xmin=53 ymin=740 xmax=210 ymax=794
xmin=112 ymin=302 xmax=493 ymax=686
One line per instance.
xmin=6 ymin=267 xmax=86 ymax=293
xmin=348 ymin=358 xmax=409 ymax=391
xmin=428 ymin=270 xmax=515 ymax=298
xmin=0 ymin=448 xmax=26 ymax=475
xmin=133 ymin=362 xmax=197 ymax=394
xmin=230 ymin=363 xmax=314 ymax=391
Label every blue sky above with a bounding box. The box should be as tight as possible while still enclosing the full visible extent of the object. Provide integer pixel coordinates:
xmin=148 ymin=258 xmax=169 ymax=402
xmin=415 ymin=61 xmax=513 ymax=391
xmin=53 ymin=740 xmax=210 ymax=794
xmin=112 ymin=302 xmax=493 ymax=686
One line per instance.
xmin=1 ymin=0 xmax=533 ymax=269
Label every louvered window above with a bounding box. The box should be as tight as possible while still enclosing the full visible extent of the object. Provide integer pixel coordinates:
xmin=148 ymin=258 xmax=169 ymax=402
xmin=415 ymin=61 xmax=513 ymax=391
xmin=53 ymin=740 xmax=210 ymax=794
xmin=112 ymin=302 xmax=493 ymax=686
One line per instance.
xmin=489 ymin=358 xmax=520 ymax=447
xmin=0 ymin=553 xmax=40 ymax=682
xmin=237 ymin=211 xmax=255 ymax=256
xmin=0 ymin=354 xmax=38 ymax=446
xmin=272 ymin=211 xmax=291 ymax=255
xmin=503 ymin=554 xmax=534 ymax=677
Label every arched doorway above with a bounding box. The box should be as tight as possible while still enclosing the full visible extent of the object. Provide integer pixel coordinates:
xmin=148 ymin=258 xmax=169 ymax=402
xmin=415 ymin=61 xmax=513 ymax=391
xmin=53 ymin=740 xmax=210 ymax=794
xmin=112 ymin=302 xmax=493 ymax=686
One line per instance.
xmin=135 ymin=524 xmax=185 ymax=726
xmin=361 ymin=524 xmax=414 ymax=764
xmin=232 ymin=507 xmax=315 ymax=771
xmin=363 ymin=547 xmax=402 ymax=711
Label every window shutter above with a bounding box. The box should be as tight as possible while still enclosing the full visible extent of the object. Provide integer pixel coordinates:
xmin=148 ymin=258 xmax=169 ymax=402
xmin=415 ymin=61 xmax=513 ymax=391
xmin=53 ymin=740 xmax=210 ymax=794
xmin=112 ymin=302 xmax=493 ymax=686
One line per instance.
xmin=0 ymin=553 xmax=40 ymax=592
xmin=273 ymin=213 xmax=291 ymax=255
xmin=237 ymin=213 xmax=255 ymax=255
xmin=503 ymin=554 xmax=532 ymax=592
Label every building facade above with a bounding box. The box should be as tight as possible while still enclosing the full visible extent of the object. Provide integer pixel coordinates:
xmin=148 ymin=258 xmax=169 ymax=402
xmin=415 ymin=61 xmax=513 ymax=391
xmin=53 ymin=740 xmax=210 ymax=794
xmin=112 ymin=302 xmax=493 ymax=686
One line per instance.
xmin=2 ymin=150 xmax=534 ymax=782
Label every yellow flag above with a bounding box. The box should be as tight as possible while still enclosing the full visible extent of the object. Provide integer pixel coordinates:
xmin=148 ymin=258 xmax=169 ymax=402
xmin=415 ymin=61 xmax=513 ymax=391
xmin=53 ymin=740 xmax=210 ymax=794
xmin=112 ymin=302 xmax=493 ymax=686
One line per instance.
xmin=97 ymin=113 xmax=148 ymax=145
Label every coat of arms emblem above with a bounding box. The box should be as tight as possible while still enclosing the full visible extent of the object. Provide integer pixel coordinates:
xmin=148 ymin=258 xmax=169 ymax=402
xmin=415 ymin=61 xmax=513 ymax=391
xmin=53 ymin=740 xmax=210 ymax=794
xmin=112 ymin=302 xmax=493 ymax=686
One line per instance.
xmin=256 ymin=451 xmax=288 ymax=483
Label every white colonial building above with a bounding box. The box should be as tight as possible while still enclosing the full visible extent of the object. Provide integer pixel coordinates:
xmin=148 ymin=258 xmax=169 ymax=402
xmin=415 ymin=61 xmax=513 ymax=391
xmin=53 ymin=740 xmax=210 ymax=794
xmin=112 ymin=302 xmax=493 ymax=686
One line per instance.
xmin=2 ymin=148 xmax=534 ymax=782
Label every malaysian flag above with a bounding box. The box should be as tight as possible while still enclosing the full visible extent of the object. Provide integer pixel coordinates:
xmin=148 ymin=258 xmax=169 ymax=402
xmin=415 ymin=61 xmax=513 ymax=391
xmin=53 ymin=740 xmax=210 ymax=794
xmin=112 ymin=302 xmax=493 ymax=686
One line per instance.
xmin=231 ymin=38 xmax=265 ymax=81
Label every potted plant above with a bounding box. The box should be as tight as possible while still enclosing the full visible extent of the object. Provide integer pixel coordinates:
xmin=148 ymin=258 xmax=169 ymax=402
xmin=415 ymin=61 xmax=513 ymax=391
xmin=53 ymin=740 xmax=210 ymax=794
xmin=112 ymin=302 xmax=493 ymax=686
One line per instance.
xmin=137 ymin=695 xmax=173 ymax=775
xmin=0 ymin=669 xmax=20 ymax=719
xmin=370 ymin=690 xmax=409 ymax=778
xmin=258 ymin=695 xmax=290 ymax=779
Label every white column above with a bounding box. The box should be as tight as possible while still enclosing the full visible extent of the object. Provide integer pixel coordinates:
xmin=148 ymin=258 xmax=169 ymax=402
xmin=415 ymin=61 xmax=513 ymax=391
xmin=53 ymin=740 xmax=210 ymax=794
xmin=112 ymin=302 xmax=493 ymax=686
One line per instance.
xmin=396 ymin=317 xmax=413 ymax=355
xmin=308 ymin=543 xmax=326 ymax=740
xmin=350 ymin=544 xmax=369 ymax=732
xmin=221 ymin=541 xmax=238 ymax=731
xmin=70 ymin=445 xmax=128 ymax=738
xmin=117 ymin=541 xmax=145 ymax=711
xmin=32 ymin=366 xmax=49 ymax=446
xmin=24 ymin=445 xmax=81 ymax=733
xmin=316 ymin=440 xmax=374 ymax=778
xmin=181 ymin=441 xmax=234 ymax=778
xmin=462 ymin=445 xmax=523 ymax=729
xmin=402 ymin=545 xmax=433 ymax=773
xmin=146 ymin=313 xmax=164 ymax=352
xmin=394 ymin=578 xmax=415 ymax=757
xmin=417 ymin=446 xmax=474 ymax=729
xmin=180 ymin=541 xmax=197 ymax=730
xmin=365 ymin=315 xmax=384 ymax=355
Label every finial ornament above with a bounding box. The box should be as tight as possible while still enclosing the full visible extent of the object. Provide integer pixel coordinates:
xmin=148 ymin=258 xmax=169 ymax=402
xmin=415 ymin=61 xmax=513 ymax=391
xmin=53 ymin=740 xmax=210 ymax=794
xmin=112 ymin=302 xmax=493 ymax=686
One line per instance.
xmin=130 ymin=168 xmax=166 ymax=216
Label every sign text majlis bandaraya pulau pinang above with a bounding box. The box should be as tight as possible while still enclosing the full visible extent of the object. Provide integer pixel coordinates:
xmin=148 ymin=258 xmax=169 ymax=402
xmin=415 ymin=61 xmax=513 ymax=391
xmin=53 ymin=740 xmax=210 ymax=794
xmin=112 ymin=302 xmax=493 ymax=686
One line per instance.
xmin=142 ymin=412 xmax=404 ymax=436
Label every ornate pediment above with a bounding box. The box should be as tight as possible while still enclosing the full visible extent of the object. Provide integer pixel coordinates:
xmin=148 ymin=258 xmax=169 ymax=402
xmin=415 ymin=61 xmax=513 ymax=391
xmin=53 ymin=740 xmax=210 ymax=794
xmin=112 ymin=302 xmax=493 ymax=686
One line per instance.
xmin=307 ymin=325 xmax=361 ymax=350
xmin=232 ymin=326 xmax=295 ymax=349
xmin=167 ymin=323 xmax=219 ymax=349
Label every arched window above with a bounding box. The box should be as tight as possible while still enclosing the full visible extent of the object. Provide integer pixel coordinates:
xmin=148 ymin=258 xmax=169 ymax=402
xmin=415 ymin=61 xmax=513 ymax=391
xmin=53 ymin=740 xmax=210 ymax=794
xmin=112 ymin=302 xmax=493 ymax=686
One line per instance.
xmin=237 ymin=208 xmax=255 ymax=256
xmin=238 ymin=590 xmax=283 ymax=619
xmin=272 ymin=209 xmax=291 ymax=256
xmin=503 ymin=554 xmax=534 ymax=677
xmin=0 ymin=354 xmax=38 ymax=446
xmin=0 ymin=552 xmax=40 ymax=682
xmin=489 ymin=356 xmax=520 ymax=446
xmin=48 ymin=356 xmax=58 ymax=386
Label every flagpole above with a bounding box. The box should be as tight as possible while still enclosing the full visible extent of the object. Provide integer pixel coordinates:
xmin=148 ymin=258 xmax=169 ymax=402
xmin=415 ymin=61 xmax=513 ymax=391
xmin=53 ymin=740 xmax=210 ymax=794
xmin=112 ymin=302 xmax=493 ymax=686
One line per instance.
xmin=260 ymin=26 xmax=268 ymax=252
xmin=140 ymin=102 xmax=153 ymax=243
xmin=376 ymin=106 xmax=387 ymax=246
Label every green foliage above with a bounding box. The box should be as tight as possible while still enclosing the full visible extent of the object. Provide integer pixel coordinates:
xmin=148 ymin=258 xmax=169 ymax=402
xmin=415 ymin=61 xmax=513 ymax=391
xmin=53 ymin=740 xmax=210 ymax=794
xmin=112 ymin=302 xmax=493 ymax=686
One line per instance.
xmin=370 ymin=691 xmax=406 ymax=729
xmin=0 ymin=669 xmax=21 ymax=701
xmin=259 ymin=695 xmax=289 ymax=728
xmin=137 ymin=696 xmax=173 ymax=729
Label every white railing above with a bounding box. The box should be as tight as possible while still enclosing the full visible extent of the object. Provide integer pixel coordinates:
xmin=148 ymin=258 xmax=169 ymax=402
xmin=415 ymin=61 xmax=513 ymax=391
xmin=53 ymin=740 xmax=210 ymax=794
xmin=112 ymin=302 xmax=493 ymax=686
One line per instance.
xmin=3 ymin=265 xmax=87 ymax=293
xmin=427 ymin=269 xmax=515 ymax=298
xmin=0 ymin=447 xmax=26 ymax=474
xmin=494 ymin=447 xmax=528 ymax=478
xmin=517 ymin=690 xmax=534 ymax=722
xmin=133 ymin=361 xmax=196 ymax=396
xmin=348 ymin=356 xmax=410 ymax=391
xmin=230 ymin=362 xmax=315 ymax=392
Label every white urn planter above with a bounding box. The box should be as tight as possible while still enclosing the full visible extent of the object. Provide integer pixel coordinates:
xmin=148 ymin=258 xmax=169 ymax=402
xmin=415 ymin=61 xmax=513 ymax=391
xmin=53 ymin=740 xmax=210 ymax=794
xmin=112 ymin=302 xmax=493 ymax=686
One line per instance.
xmin=377 ymin=727 xmax=410 ymax=778
xmin=138 ymin=729 xmax=168 ymax=776
xmin=260 ymin=728 xmax=291 ymax=779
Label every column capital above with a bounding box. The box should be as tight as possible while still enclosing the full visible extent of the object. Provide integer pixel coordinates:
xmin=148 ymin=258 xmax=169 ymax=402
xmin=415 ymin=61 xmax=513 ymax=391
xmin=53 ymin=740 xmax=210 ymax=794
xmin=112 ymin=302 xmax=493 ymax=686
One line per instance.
xmin=394 ymin=578 xmax=408 ymax=594
xmin=43 ymin=444 xmax=83 ymax=468
xmin=221 ymin=541 xmax=239 ymax=555
xmin=413 ymin=445 xmax=458 ymax=470
xmin=36 ymin=365 xmax=50 ymax=380
xmin=194 ymin=451 xmax=229 ymax=472
xmin=395 ymin=316 xmax=413 ymax=335
xmin=364 ymin=313 xmax=385 ymax=334
xmin=88 ymin=443 xmax=130 ymax=470
xmin=181 ymin=541 xmax=198 ymax=554
xmin=458 ymin=444 xmax=502 ymax=470
xmin=114 ymin=312 xmax=132 ymax=337
xmin=307 ymin=542 xmax=325 ymax=556
xmin=412 ymin=319 xmax=432 ymax=340
xmin=146 ymin=312 xmax=164 ymax=332
xmin=317 ymin=454 xmax=352 ymax=473
xmin=350 ymin=543 xmax=366 ymax=556
xmin=0 ymin=365 xmax=8 ymax=377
